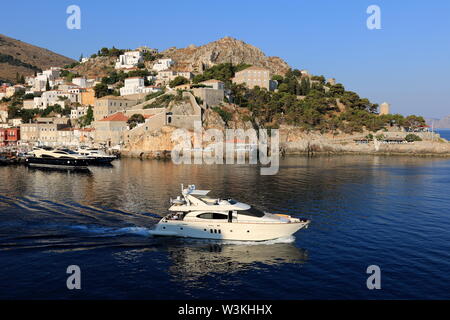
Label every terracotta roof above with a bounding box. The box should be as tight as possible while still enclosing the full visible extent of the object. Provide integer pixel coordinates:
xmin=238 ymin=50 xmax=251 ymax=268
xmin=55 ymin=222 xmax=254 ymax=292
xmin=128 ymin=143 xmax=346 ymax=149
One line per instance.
xmin=100 ymin=112 xmax=129 ymax=122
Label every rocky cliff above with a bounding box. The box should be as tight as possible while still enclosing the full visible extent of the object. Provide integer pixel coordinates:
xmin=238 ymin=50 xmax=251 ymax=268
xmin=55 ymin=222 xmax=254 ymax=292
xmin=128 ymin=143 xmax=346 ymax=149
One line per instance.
xmin=162 ymin=37 xmax=291 ymax=75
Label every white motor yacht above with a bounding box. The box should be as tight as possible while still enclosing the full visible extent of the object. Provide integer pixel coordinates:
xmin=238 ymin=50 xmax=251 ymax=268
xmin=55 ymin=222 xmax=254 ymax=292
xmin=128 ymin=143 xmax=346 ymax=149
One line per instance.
xmin=150 ymin=185 xmax=310 ymax=241
xmin=76 ymin=147 xmax=116 ymax=165
xmin=25 ymin=147 xmax=90 ymax=170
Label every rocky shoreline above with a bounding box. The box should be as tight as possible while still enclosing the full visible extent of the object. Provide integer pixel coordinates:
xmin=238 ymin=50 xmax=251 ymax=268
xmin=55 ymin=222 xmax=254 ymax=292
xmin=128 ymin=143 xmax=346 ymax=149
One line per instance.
xmin=120 ymin=126 xmax=450 ymax=159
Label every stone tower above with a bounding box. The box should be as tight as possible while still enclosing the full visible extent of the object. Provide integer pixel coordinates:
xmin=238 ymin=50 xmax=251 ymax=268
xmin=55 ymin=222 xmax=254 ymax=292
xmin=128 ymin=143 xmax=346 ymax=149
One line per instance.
xmin=379 ymin=102 xmax=390 ymax=115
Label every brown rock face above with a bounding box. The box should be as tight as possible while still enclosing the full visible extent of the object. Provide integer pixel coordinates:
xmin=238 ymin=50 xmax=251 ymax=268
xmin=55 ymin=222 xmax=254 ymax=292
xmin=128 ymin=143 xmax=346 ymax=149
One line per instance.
xmin=71 ymin=55 xmax=116 ymax=79
xmin=0 ymin=34 xmax=76 ymax=82
xmin=162 ymin=37 xmax=291 ymax=75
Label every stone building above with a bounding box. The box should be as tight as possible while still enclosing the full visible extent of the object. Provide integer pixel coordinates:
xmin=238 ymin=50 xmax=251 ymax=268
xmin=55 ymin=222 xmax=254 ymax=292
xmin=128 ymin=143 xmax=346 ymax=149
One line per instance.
xmin=94 ymin=96 xmax=138 ymax=121
xmin=232 ymin=66 xmax=276 ymax=91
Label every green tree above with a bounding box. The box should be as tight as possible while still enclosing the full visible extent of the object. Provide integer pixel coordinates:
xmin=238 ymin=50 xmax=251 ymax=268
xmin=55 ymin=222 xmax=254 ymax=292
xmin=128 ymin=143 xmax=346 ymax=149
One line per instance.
xmin=169 ymin=76 xmax=189 ymax=88
xmin=405 ymin=134 xmax=422 ymax=142
xmin=127 ymin=113 xmax=145 ymax=129
xmin=94 ymin=83 xmax=110 ymax=98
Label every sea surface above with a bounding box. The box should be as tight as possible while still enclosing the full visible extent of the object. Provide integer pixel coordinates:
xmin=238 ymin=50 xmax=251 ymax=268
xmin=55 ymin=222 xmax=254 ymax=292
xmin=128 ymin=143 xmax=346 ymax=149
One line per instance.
xmin=0 ymin=155 xmax=450 ymax=299
xmin=437 ymin=129 xmax=450 ymax=141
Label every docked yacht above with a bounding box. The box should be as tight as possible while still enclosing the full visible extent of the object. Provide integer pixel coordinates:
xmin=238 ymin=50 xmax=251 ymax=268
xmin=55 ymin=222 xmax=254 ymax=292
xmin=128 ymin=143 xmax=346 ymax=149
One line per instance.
xmin=76 ymin=147 xmax=116 ymax=165
xmin=150 ymin=185 xmax=310 ymax=241
xmin=25 ymin=147 xmax=90 ymax=170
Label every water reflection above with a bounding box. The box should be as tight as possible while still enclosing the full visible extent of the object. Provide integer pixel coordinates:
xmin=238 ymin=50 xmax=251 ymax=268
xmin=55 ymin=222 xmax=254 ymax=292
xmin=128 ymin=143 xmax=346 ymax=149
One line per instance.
xmin=166 ymin=240 xmax=308 ymax=283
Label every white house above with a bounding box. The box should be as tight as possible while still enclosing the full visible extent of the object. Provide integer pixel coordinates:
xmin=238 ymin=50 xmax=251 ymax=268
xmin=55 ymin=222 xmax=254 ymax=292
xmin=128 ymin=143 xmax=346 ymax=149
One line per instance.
xmin=70 ymin=106 xmax=88 ymax=119
xmin=119 ymin=77 xmax=162 ymax=96
xmin=72 ymin=77 xmax=87 ymax=88
xmin=115 ymin=51 xmax=143 ymax=69
xmin=152 ymin=58 xmax=174 ymax=72
xmin=120 ymin=77 xmax=145 ymax=96
xmin=33 ymin=90 xmax=79 ymax=109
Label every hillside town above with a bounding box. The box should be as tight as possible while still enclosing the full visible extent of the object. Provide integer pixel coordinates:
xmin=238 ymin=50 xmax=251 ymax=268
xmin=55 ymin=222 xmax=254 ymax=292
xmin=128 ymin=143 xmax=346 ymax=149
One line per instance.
xmin=0 ymin=39 xmax=443 ymax=158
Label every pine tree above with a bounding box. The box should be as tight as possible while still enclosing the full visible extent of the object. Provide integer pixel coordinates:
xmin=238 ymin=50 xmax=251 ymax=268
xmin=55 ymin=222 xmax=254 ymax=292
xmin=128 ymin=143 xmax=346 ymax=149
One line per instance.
xmin=46 ymin=79 xmax=51 ymax=91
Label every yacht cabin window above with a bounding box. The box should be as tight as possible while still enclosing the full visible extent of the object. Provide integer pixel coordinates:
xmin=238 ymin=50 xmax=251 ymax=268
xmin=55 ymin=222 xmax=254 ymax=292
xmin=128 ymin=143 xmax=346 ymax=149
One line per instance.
xmin=196 ymin=213 xmax=228 ymax=220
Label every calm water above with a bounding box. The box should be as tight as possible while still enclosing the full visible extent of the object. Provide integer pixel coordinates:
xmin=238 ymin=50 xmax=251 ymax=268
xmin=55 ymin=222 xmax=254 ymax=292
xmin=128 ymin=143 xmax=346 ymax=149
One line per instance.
xmin=1 ymin=156 xmax=450 ymax=299
xmin=437 ymin=129 xmax=450 ymax=141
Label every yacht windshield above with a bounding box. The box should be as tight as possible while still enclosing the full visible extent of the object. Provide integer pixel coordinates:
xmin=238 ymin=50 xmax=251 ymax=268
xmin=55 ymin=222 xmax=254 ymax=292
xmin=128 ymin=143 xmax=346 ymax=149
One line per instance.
xmin=239 ymin=207 xmax=265 ymax=217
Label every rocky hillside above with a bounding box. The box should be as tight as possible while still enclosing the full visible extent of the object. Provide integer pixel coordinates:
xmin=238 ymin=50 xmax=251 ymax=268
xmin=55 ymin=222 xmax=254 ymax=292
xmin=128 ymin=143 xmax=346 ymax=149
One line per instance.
xmin=162 ymin=37 xmax=291 ymax=75
xmin=0 ymin=34 xmax=76 ymax=83
xmin=70 ymin=55 xmax=116 ymax=79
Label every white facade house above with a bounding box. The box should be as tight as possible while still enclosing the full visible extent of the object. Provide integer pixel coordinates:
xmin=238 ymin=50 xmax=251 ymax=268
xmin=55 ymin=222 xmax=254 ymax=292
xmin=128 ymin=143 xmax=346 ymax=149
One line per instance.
xmin=70 ymin=106 xmax=88 ymax=119
xmin=119 ymin=77 xmax=162 ymax=96
xmin=33 ymin=90 xmax=79 ymax=109
xmin=31 ymin=67 xmax=62 ymax=91
xmin=152 ymin=59 xmax=174 ymax=72
xmin=115 ymin=51 xmax=143 ymax=69
xmin=119 ymin=77 xmax=145 ymax=96
xmin=72 ymin=77 xmax=87 ymax=88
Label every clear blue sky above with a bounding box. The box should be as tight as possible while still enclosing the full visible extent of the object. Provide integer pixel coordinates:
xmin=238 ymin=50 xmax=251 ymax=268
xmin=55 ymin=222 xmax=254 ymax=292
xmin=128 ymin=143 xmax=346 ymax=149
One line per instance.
xmin=1 ymin=0 xmax=449 ymax=118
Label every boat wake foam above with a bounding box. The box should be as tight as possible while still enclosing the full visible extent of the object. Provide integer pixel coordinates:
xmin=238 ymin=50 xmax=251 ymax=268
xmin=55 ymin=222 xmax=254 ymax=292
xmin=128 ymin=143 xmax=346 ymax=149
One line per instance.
xmin=68 ymin=225 xmax=153 ymax=237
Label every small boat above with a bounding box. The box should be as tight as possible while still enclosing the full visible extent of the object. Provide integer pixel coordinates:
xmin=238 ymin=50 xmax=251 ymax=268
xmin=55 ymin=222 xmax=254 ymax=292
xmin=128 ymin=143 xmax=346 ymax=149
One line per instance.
xmin=150 ymin=184 xmax=310 ymax=241
xmin=25 ymin=147 xmax=90 ymax=170
xmin=76 ymin=147 xmax=117 ymax=165
xmin=0 ymin=155 xmax=17 ymax=165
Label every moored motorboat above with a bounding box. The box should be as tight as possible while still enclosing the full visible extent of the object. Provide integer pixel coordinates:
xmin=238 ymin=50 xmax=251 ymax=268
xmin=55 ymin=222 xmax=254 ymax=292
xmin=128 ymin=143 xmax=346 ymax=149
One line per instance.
xmin=150 ymin=184 xmax=310 ymax=241
xmin=76 ymin=147 xmax=116 ymax=165
xmin=25 ymin=147 xmax=90 ymax=170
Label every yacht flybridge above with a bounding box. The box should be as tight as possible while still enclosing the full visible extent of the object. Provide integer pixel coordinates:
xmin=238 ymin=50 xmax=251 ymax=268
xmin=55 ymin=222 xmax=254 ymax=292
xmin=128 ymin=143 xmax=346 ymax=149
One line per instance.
xmin=150 ymin=185 xmax=310 ymax=241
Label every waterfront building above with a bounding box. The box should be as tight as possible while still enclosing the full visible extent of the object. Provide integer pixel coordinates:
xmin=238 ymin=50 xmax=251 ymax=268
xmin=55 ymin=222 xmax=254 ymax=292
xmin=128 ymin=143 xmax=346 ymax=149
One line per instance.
xmin=20 ymin=122 xmax=69 ymax=146
xmin=0 ymin=127 xmax=20 ymax=146
xmin=93 ymin=112 xmax=129 ymax=147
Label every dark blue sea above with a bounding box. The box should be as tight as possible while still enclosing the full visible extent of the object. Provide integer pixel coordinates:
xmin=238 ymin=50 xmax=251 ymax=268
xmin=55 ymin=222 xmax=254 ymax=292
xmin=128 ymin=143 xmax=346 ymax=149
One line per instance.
xmin=437 ymin=129 xmax=450 ymax=141
xmin=1 ymin=156 xmax=450 ymax=299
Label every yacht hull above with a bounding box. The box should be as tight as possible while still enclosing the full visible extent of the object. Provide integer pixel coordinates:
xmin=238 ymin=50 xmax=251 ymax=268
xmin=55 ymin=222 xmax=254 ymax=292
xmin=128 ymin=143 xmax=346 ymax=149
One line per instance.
xmin=25 ymin=157 xmax=90 ymax=171
xmin=150 ymin=220 xmax=309 ymax=241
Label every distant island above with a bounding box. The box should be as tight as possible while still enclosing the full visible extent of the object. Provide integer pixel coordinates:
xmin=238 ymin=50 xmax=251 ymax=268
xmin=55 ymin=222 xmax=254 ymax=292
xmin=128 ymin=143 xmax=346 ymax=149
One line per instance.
xmin=426 ymin=116 xmax=450 ymax=129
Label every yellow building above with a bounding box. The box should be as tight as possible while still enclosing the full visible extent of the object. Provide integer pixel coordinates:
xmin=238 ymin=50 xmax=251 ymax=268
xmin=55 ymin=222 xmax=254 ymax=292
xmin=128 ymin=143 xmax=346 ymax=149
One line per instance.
xmin=94 ymin=95 xmax=138 ymax=121
xmin=80 ymin=88 xmax=95 ymax=106
xmin=232 ymin=66 xmax=275 ymax=90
